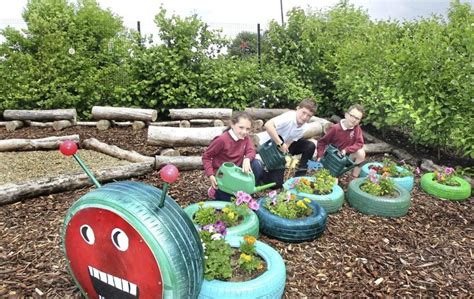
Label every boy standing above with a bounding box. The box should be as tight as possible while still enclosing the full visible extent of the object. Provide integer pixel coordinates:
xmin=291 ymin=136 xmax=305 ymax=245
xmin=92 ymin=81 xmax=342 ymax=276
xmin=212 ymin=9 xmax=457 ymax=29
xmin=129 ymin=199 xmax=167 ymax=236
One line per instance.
xmin=256 ymin=98 xmax=317 ymax=187
xmin=316 ymin=104 xmax=366 ymax=178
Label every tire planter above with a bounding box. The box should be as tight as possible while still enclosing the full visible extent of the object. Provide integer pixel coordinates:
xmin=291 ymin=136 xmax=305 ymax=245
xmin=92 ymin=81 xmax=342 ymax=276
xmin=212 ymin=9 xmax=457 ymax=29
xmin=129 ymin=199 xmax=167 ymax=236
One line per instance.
xmin=198 ymin=236 xmax=286 ymax=299
xmin=360 ymin=162 xmax=414 ymax=192
xmin=346 ymin=178 xmax=411 ymax=217
xmin=256 ymin=197 xmax=327 ymax=242
xmin=420 ymin=173 xmax=471 ymax=201
xmin=184 ymin=201 xmax=260 ymax=237
xmin=283 ymin=176 xmax=344 ymax=213
xmin=62 ymin=181 xmax=203 ymax=299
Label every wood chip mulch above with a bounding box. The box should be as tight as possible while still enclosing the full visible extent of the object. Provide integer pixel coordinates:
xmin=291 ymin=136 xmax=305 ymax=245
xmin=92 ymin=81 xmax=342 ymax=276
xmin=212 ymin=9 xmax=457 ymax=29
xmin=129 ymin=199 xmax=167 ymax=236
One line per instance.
xmin=0 ymin=126 xmax=472 ymax=297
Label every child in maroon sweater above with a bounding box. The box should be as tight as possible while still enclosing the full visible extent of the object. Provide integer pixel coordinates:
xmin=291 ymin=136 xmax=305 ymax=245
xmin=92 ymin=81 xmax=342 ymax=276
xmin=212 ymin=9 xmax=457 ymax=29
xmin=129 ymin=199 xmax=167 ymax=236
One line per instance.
xmin=202 ymin=111 xmax=262 ymax=201
xmin=316 ymin=104 xmax=366 ymax=178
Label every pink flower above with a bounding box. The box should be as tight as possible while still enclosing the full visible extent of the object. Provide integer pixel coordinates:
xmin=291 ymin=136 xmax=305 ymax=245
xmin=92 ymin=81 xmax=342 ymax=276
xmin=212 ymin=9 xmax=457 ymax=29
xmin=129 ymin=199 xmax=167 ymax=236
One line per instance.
xmin=445 ymin=167 xmax=455 ymax=175
xmin=286 ymin=193 xmax=291 ymax=202
xmin=242 ymin=193 xmax=252 ymax=203
xmin=248 ymin=200 xmax=260 ymax=211
xmin=415 ymin=167 xmax=421 ymax=175
xmin=268 ymin=190 xmax=277 ymax=199
xmin=236 ymin=196 xmax=244 ymax=206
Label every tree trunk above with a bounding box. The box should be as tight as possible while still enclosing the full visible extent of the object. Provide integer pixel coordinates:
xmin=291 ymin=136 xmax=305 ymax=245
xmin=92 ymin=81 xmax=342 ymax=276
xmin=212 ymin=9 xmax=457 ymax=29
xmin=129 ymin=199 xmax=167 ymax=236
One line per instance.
xmin=0 ymin=121 xmax=8 ymax=126
xmin=0 ymin=135 xmax=80 ymax=151
xmin=3 ymin=109 xmax=77 ymax=121
xmin=252 ymin=119 xmax=264 ymax=130
xmin=5 ymin=120 xmax=24 ymax=132
xmin=96 ymin=119 xmax=112 ymax=131
xmin=150 ymin=120 xmax=181 ymax=127
xmin=132 ymin=121 xmax=146 ymax=131
xmin=76 ymin=121 xmax=97 ymax=126
xmin=244 ymin=108 xmax=290 ymax=120
xmin=155 ymin=156 xmax=203 ymax=170
xmin=91 ymin=106 xmax=158 ymax=122
xmin=160 ymin=148 xmax=181 ymax=156
xmin=82 ymin=138 xmax=155 ymax=164
xmin=169 ymin=108 xmax=232 ymax=120
xmin=52 ymin=120 xmax=73 ymax=131
xmin=179 ymin=120 xmax=191 ymax=128
xmin=188 ymin=119 xmax=225 ymax=127
xmin=24 ymin=121 xmax=54 ymax=127
xmin=0 ymin=162 xmax=154 ymax=205
xmin=147 ymin=126 xmax=226 ymax=146
xmin=363 ymin=143 xmax=393 ymax=153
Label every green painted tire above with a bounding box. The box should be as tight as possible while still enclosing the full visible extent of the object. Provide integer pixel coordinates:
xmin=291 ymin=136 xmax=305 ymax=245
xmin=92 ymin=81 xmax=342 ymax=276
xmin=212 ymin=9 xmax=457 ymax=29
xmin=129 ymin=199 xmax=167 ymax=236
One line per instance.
xmin=283 ymin=176 xmax=344 ymax=213
xmin=184 ymin=201 xmax=259 ymax=237
xmin=199 ymin=236 xmax=286 ymax=299
xmin=420 ymin=173 xmax=471 ymax=201
xmin=62 ymin=181 xmax=204 ymax=299
xmin=346 ymin=178 xmax=411 ymax=217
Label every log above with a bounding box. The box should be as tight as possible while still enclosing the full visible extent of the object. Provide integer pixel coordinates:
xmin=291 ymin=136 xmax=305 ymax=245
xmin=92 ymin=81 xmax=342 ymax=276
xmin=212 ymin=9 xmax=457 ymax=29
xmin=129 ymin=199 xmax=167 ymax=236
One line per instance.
xmin=179 ymin=120 xmax=191 ymax=128
xmin=3 ymin=109 xmax=77 ymax=121
xmin=76 ymin=121 xmax=97 ymax=126
xmin=303 ymin=117 xmax=333 ymax=139
xmin=169 ymin=108 xmax=232 ymax=120
xmin=150 ymin=120 xmax=181 ymax=127
xmin=155 ymin=156 xmax=203 ymax=170
xmin=96 ymin=120 xmax=112 ymax=131
xmin=147 ymin=126 xmax=226 ymax=146
xmin=82 ymin=138 xmax=155 ymax=164
xmin=252 ymin=119 xmax=264 ymax=130
xmin=5 ymin=120 xmax=24 ymax=132
xmin=0 ymin=135 xmax=80 ymax=151
xmin=132 ymin=121 xmax=146 ymax=131
xmin=189 ymin=119 xmax=225 ymax=127
xmin=160 ymin=148 xmax=181 ymax=156
xmin=52 ymin=120 xmax=73 ymax=131
xmin=244 ymin=108 xmax=290 ymax=120
xmin=0 ymin=121 xmax=7 ymax=126
xmin=24 ymin=121 xmax=54 ymax=127
xmin=363 ymin=143 xmax=394 ymax=154
xmin=0 ymin=162 xmax=154 ymax=205
xmin=92 ymin=106 xmax=158 ymax=122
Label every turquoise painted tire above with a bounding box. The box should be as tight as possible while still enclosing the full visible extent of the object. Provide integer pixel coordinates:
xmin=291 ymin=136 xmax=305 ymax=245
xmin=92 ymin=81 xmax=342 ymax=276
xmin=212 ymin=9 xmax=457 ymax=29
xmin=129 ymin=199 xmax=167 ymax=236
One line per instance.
xmin=256 ymin=198 xmax=327 ymax=242
xmin=63 ymin=181 xmax=204 ymax=299
xmin=420 ymin=173 xmax=471 ymax=201
xmin=283 ymin=177 xmax=343 ymax=213
xmin=360 ymin=162 xmax=414 ymax=192
xmin=346 ymin=178 xmax=411 ymax=217
xmin=199 ymin=236 xmax=286 ymax=299
xmin=184 ymin=201 xmax=259 ymax=237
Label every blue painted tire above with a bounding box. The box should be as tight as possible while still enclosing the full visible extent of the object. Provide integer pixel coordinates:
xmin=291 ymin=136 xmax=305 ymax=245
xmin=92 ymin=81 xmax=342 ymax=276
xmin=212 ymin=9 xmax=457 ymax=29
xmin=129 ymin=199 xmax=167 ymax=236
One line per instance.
xmin=360 ymin=162 xmax=414 ymax=192
xmin=283 ymin=177 xmax=343 ymax=213
xmin=199 ymin=236 xmax=286 ymax=299
xmin=184 ymin=201 xmax=259 ymax=237
xmin=256 ymin=198 xmax=327 ymax=242
xmin=420 ymin=173 xmax=471 ymax=201
xmin=346 ymin=178 xmax=411 ymax=217
xmin=63 ymin=181 xmax=203 ymax=299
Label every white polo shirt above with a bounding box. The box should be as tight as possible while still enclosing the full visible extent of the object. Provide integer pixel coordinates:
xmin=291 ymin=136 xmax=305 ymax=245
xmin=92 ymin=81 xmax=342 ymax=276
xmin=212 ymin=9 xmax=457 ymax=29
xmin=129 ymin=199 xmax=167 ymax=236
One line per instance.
xmin=257 ymin=111 xmax=309 ymax=145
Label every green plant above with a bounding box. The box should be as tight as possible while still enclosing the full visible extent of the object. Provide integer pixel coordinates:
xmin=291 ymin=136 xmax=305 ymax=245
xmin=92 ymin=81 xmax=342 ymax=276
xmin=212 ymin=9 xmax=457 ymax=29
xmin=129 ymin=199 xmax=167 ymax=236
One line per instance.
xmin=361 ymin=169 xmax=396 ymax=196
xmin=312 ymin=168 xmax=337 ymax=194
xmin=369 ymin=158 xmax=413 ymax=178
xmin=194 ymin=191 xmax=259 ymax=227
xmin=264 ymin=190 xmax=312 ymax=219
xmin=200 ymin=223 xmax=263 ymax=280
xmin=433 ymin=167 xmax=460 ymax=186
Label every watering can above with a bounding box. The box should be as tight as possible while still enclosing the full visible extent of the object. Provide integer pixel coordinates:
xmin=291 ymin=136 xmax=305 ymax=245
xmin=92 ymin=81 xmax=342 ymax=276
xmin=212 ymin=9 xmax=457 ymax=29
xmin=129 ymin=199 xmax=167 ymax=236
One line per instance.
xmin=320 ymin=144 xmax=358 ymax=177
xmin=216 ymin=162 xmax=276 ymax=195
xmin=258 ymin=139 xmax=286 ymax=171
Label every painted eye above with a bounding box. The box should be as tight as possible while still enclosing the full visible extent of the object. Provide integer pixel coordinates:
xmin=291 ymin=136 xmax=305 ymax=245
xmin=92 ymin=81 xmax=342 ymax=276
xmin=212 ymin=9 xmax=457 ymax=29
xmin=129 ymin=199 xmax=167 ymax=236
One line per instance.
xmin=111 ymin=228 xmax=129 ymax=251
xmin=80 ymin=225 xmax=95 ymax=245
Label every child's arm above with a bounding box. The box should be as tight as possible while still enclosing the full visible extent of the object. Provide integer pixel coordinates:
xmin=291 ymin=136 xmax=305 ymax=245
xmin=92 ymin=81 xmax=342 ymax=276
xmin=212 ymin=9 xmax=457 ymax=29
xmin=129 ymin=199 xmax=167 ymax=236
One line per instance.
xmin=316 ymin=127 xmax=335 ymax=159
xmin=202 ymin=138 xmax=224 ymax=177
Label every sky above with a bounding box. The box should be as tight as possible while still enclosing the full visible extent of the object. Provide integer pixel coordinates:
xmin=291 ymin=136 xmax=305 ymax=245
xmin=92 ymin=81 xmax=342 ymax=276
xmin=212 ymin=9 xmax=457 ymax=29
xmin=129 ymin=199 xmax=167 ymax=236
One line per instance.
xmin=1 ymin=0 xmax=473 ymax=41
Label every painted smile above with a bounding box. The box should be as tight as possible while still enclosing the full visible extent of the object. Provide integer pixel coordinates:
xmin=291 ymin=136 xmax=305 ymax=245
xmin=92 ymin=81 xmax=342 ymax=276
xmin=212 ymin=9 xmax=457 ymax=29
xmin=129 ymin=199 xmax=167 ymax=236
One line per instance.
xmin=88 ymin=265 xmax=139 ymax=298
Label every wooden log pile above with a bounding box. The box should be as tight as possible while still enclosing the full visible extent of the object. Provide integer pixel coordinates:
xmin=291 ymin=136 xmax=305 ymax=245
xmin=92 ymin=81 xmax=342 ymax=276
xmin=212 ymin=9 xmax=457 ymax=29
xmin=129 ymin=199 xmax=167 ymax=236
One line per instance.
xmin=3 ymin=109 xmax=77 ymax=132
xmin=91 ymin=106 xmax=158 ymax=131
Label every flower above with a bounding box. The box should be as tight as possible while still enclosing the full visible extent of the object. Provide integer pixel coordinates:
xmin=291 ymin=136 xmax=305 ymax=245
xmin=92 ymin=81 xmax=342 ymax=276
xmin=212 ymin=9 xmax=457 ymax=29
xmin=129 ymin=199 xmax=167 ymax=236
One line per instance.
xmin=433 ymin=166 xmax=459 ymax=186
xmin=292 ymin=169 xmax=336 ymax=195
xmin=360 ymin=175 xmax=396 ymax=197
xmin=264 ymin=190 xmax=313 ymax=219
xmin=369 ymin=158 xmax=414 ymax=178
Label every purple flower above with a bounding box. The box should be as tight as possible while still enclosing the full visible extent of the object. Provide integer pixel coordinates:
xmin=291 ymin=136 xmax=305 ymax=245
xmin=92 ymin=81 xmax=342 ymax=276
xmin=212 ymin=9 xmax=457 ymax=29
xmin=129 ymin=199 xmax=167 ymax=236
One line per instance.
xmin=416 ymin=167 xmax=421 ymax=175
xmin=268 ymin=190 xmax=277 ymax=199
xmin=243 ymin=193 xmax=252 ymax=203
xmin=202 ymin=224 xmax=215 ymax=233
xmin=236 ymin=196 xmax=244 ymax=206
xmin=445 ymin=167 xmax=455 ymax=175
xmin=214 ymin=220 xmax=226 ymax=234
xmin=248 ymin=199 xmax=260 ymax=211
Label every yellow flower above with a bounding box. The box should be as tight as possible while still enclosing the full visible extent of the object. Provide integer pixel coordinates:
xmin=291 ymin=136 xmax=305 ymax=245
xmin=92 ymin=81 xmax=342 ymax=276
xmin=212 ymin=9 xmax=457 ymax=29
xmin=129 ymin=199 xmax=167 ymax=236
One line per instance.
xmin=303 ymin=198 xmax=311 ymax=203
xmin=198 ymin=201 xmax=204 ymax=207
xmin=297 ymin=200 xmax=307 ymax=208
xmin=222 ymin=207 xmax=230 ymax=213
xmin=244 ymin=235 xmax=256 ymax=245
xmin=228 ymin=212 xmax=235 ymax=219
xmin=290 ymin=194 xmax=296 ymax=201
xmin=240 ymin=253 xmax=252 ymax=262
xmin=257 ymin=262 xmax=264 ymax=270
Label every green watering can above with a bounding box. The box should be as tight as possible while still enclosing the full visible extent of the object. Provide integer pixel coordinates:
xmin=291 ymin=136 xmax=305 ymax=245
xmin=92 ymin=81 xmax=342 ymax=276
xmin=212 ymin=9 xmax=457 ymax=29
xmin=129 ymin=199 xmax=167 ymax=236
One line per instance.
xmin=258 ymin=139 xmax=286 ymax=171
xmin=216 ymin=162 xmax=275 ymax=195
xmin=320 ymin=144 xmax=358 ymax=177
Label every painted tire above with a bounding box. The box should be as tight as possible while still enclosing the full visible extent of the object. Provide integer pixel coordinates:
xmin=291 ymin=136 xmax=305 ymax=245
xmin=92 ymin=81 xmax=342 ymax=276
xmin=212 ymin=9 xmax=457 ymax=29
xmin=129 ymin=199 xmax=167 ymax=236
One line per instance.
xmin=420 ymin=173 xmax=471 ymax=201
xmin=256 ymin=198 xmax=327 ymax=242
xmin=283 ymin=176 xmax=344 ymax=213
xmin=199 ymin=236 xmax=286 ymax=299
xmin=346 ymin=178 xmax=411 ymax=217
xmin=360 ymin=162 xmax=414 ymax=192
xmin=184 ymin=201 xmax=259 ymax=237
xmin=62 ymin=181 xmax=204 ymax=299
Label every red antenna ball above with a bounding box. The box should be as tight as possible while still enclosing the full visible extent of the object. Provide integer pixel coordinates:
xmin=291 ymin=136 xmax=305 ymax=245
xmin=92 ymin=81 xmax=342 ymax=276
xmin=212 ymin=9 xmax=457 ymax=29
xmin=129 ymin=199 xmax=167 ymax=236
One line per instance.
xmin=60 ymin=140 xmax=78 ymax=156
xmin=160 ymin=164 xmax=179 ymax=184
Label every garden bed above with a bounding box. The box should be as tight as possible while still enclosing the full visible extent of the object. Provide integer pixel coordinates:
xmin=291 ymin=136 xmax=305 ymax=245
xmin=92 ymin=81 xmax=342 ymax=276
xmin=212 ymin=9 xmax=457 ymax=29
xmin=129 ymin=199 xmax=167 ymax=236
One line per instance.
xmin=0 ymin=126 xmax=472 ymax=297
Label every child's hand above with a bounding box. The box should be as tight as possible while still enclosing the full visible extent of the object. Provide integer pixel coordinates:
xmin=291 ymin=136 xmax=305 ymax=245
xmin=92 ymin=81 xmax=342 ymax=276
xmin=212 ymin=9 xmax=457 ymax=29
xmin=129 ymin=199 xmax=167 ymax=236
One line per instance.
xmin=242 ymin=158 xmax=252 ymax=174
xmin=209 ymin=175 xmax=218 ymax=189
